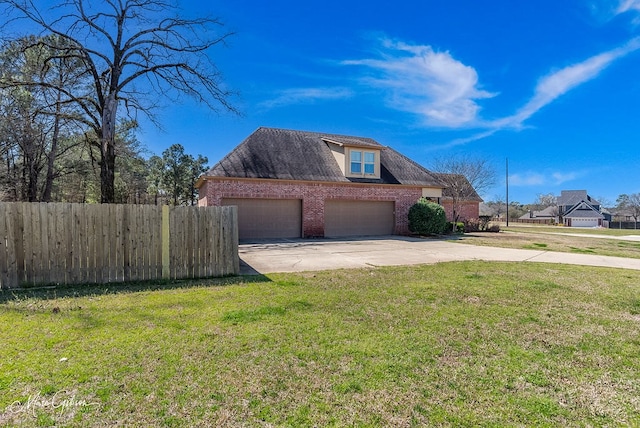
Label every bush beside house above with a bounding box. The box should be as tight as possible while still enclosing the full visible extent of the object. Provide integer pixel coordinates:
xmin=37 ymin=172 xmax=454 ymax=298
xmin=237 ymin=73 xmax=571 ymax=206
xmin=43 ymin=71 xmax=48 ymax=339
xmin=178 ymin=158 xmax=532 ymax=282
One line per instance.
xmin=408 ymin=198 xmax=448 ymax=235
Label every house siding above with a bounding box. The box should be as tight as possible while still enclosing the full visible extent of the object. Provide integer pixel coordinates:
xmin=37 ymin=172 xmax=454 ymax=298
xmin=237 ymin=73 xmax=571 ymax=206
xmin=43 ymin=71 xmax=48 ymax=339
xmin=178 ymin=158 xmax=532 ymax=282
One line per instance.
xmin=199 ymin=178 xmax=425 ymax=237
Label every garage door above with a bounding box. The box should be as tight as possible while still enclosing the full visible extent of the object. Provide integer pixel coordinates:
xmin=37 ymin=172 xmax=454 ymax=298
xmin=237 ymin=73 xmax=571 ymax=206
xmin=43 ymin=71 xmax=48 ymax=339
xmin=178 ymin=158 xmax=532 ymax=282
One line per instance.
xmin=571 ymin=218 xmax=599 ymax=228
xmin=324 ymin=200 xmax=395 ymax=237
xmin=222 ymin=198 xmax=302 ymax=239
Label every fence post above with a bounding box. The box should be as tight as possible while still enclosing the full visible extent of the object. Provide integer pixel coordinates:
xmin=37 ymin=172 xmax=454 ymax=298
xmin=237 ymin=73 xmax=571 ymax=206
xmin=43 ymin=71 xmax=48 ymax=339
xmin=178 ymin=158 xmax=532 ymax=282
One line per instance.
xmin=162 ymin=205 xmax=170 ymax=279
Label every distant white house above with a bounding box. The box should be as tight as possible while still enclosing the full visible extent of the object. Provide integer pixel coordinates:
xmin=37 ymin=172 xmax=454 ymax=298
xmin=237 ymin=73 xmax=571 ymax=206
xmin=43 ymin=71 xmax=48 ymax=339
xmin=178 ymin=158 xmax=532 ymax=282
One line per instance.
xmin=557 ymin=190 xmax=607 ymax=227
xmin=520 ymin=190 xmax=610 ymax=227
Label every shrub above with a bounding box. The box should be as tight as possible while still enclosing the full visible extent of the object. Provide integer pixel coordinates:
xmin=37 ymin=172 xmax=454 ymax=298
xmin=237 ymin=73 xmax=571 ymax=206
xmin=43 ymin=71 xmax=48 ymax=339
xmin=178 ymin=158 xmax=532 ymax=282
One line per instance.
xmin=463 ymin=219 xmax=481 ymax=232
xmin=408 ymin=198 xmax=448 ymax=235
xmin=449 ymin=221 xmax=465 ymax=233
xmin=487 ymin=224 xmax=501 ymax=232
xmin=463 ymin=217 xmax=501 ymax=233
xmin=479 ymin=215 xmax=492 ymax=230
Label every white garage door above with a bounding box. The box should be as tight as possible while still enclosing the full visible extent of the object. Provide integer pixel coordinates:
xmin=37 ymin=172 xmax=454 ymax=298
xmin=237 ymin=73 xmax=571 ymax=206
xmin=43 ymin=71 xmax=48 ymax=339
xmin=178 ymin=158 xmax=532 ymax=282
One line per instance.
xmin=324 ymin=200 xmax=395 ymax=237
xmin=571 ymin=218 xmax=599 ymax=227
xmin=222 ymin=198 xmax=302 ymax=239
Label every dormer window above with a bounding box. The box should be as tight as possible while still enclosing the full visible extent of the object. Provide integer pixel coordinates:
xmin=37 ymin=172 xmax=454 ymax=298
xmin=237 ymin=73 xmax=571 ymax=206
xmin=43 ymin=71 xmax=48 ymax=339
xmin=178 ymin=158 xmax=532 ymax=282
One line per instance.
xmin=350 ymin=150 xmax=377 ymax=176
xmin=351 ymin=151 xmax=362 ymax=173
xmin=322 ymin=137 xmax=382 ymax=179
xmin=364 ymin=152 xmax=375 ymax=174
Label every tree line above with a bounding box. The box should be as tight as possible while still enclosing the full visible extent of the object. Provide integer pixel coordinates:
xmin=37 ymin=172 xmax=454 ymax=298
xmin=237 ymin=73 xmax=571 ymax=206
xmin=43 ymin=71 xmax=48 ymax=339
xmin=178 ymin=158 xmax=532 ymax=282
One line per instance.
xmin=0 ymin=0 xmax=235 ymax=204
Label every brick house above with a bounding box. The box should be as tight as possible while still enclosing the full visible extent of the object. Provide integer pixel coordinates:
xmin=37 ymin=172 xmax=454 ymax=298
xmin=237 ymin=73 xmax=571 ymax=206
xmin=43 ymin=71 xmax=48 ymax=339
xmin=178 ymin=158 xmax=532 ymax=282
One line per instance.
xmin=197 ymin=127 xmax=479 ymax=239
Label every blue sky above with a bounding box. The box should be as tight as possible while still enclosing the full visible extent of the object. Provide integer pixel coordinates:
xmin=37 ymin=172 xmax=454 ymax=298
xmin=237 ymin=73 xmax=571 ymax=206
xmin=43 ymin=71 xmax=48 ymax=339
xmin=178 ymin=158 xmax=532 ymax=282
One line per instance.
xmin=122 ymin=2 xmax=640 ymax=204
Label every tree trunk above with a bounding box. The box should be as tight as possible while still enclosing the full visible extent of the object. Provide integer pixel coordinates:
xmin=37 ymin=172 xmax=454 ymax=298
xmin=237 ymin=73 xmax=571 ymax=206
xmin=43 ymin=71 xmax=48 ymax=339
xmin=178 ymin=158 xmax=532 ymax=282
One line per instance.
xmin=42 ymin=91 xmax=62 ymax=202
xmin=101 ymin=93 xmax=118 ymax=203
xmin=22 ymin=136 xmax=39 ymax=202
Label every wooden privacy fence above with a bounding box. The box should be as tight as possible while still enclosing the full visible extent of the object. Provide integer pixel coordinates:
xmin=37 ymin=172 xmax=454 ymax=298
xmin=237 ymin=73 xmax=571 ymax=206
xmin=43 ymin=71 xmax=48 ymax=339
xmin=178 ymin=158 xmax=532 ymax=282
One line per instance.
xmin=0 ymin=203 xmax=239 ymax=289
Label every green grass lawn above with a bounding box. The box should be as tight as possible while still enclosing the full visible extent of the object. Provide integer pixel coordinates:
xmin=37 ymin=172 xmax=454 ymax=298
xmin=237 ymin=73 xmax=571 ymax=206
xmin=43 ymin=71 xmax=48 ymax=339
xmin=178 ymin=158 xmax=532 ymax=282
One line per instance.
xmin=502 ymin=225 xmax=640 ymax=237
xmin=457 ymin=226 xmax=640 ymax=259
xmin=2 ymin=262 xmax=640 ymax=426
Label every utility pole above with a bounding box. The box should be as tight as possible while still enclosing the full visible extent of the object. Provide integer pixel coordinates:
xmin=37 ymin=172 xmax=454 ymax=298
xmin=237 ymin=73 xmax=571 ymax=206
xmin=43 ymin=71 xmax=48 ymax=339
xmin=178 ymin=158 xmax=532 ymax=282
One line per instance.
xmin=506 ymin=158 xmax=509 ymax=227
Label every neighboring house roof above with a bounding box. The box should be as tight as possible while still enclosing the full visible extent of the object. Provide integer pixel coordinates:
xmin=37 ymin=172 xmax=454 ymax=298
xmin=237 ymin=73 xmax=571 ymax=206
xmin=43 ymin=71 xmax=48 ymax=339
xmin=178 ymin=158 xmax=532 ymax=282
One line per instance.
xmin=558 ymin=190 xmax=600 ymax=208
xmin=204 ymin=127 xmax=444 ymax=187
xmin=519 ymin=206 xmax=557 ymax=219
xmin=433 ymin=173 xmax=483 ymax=202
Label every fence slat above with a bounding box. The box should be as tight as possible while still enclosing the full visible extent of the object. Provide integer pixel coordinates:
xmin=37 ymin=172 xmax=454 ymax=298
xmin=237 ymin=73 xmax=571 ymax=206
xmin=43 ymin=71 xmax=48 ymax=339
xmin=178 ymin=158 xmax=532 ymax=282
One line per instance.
xmin=52 ymin=203 xmax=65 ymax=284
xmin=197 ymin=208 xmax=204 ymax=277
xmin=0 ymin=204 xmax=11 ymax=288
xmin=87 ymin=205 xmax=97 ymax=284
xmin=12 ymin=203 xmax=24 ymax=286
xmin=100 ymin=204 xmax=110 ymax=282
xmin=72 ymin=204 xmax=84 ymax=284
xmin=108 ymin=205 xmax=117 ymax=282
xmin=135 ymin=206 xmax=144 ymax=281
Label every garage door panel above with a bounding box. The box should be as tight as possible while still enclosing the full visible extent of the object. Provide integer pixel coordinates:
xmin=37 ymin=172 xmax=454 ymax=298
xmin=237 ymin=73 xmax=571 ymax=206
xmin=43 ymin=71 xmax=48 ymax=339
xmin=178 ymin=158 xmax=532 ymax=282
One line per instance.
xmin=325 ymin=200 xmax=394 ymax=237
xmin=222 ymin=198 xmax=301 ymax=239
xmin=572 ymin=218 xmax=598 ymax=227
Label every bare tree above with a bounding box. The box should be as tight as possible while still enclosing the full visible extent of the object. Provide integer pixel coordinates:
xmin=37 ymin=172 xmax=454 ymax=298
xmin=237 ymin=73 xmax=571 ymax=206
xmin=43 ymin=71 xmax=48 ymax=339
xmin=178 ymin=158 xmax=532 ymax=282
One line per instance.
xmin=1 ymin=0 xmax=237 ymax=203
xmin=534 ymin=192 xmax=557 ymax=209
xmin=432 ymin=155 xmax=497 ymax=197
xmin=484 ymin=195 xmax=506 ymax=219
xmin=431 ymin=155 xmax=496 ymax=225
xmin=595 ymin=195 xmax=612 ymax=210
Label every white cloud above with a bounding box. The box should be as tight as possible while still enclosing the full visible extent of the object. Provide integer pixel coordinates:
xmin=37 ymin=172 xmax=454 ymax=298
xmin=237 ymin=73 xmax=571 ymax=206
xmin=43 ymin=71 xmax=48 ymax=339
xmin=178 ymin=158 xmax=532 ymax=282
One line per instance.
xmin=617 ymin=0 xmax=640 ymax=14
xmin=509 ymin=170 xmax=586 ymax=187
xmin=551 ymin=172 xmax=579 ymax=184
xmin=492 ymin=37 xmax=640 ymax=130
xmin=342 ymin=38 xmax=495 ymax=128
xmin=425 ymin=129 xmax=499 ymax=151
xmin=616 ymin=0 xmax=640 ymax=24
xmin=259 ymin=87 xmax=353 ymax=109
xmin=341 ymin=35 xmax=640 ymax=138
xmin=509 ymin=172 xmax=546 ymax=187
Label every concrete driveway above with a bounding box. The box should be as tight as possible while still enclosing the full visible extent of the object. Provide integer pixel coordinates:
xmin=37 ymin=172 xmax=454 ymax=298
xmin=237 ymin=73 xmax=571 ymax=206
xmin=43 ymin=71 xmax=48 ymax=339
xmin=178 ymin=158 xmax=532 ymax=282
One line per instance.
xmin=239 ymin=235 xmax=640 ymax=275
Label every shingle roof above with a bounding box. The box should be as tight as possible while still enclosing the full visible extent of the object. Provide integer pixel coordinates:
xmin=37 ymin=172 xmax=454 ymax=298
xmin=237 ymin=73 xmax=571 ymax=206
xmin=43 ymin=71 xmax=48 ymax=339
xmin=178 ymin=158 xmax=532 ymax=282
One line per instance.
xmin=205 ymin=127 xmax=444 ymax=187
xmin=518 ymin=206 xmax=557 ymax=219
xmin=564 ymin=209 xmax=604 ymax=219
xmin=558 ymin=190 xmax=600 ymax=207
xmin=564 ymin=202 xmax=604 ymax=219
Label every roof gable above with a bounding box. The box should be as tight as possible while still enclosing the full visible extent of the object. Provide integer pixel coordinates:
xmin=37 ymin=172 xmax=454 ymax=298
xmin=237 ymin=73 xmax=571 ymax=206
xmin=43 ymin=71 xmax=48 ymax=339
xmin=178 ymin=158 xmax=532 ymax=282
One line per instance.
xmin=563 ymin=201 xmax=604 ymax=219
xmin=205 ymin=127 xmax=443 ymax=187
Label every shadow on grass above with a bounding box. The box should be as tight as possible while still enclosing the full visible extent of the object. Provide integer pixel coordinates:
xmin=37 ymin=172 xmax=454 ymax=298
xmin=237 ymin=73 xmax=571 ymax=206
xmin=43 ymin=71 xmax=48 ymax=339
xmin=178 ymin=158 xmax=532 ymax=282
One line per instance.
xmin=0 ymin=273 xmax=272 ymax=304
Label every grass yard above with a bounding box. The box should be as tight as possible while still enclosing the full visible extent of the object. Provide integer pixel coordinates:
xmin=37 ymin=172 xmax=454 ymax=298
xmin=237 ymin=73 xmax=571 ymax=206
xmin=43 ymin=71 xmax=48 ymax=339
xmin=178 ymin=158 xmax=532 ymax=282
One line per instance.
xmin=2 ymin=262 xmax=640 ymax=427
xmin=503 ymin=225 xmax=640 ymax=237
xmin=457 ymin=226 xmax=640 ymax=259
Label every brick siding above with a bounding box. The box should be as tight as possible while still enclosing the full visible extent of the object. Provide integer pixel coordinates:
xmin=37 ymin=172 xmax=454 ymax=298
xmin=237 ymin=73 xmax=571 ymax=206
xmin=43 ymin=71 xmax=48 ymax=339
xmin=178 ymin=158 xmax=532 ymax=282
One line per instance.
xmin=199 ymin=178 xmax=427 ymax=237
xmin=441 ymin=201 xmax=481 ymax=222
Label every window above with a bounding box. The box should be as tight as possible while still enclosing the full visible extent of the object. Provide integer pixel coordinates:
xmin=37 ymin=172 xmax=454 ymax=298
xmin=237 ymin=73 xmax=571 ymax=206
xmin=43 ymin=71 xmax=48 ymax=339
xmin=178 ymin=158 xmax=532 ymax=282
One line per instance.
xmin=364 ymin=152 xmax=375 ymax=174
xmin=350 ymin=151 xmax=362 ymax=174
xmin=350 ymin=150 xmax=376 ymax=175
